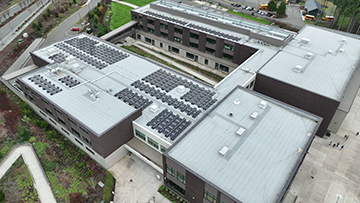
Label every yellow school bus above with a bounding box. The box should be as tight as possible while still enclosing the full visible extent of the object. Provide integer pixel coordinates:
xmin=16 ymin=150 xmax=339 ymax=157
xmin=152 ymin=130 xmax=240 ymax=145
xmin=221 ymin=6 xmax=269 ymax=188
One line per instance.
xmin=305 ymin=15 xmax=316 ymax=21
xmin=259 ymin=4 xmax=268 ymax=9
xmin=322 ymin=16 xmax=334 ymax=21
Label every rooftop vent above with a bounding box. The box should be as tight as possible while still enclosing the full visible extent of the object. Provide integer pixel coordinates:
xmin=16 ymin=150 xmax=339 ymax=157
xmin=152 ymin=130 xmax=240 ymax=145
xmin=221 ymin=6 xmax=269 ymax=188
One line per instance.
xmin=229 ymin=112 xmax=233 ymax=117
xmin=65 ymin=55 xmax=76 ymax=64
xmin=150 ymin=104 xmax=159 ymax=113
xmin=250 ymin=111 xmax=259 ymax=119
xmin=177 ymin=85 xmax=186 ymax=93
xmin=338 ymin=49 xmax=344 ymax=54
xmin=218 ymin=146 xmax=230 ymax=156
xmin=233 ymin=99 xmax=240 ymax=105
xmin=236 ymin=127 xmax=246 ymax=136
xmin=300 ymin=38 xmax=310 ymax=46
xmin=293 ymin=65 xmax=303 ymax=73
xmin=258 ymin=100 xmax=267 ymax=109
xmin=305 ymin=52 xmax=313 ymax=59
xmin=341 ymin=38 xmax=346 ymax=44
xmin=328 ymin=50 xmax=333 ymax=54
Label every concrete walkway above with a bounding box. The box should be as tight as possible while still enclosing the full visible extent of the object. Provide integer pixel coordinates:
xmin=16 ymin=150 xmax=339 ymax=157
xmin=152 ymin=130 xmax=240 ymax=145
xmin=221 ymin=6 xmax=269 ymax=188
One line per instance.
xmin=285 ymin=88 xmax=360 ymax=203
xmin=0 ymin=144 xmax=56 ymax=203
xmin=112 ymin=0 xmax=139 ymax=8
xmin=120 ymin=37 xmax=224 ymax=86
xmin=109 ymin=155 xmax=171 ymax=203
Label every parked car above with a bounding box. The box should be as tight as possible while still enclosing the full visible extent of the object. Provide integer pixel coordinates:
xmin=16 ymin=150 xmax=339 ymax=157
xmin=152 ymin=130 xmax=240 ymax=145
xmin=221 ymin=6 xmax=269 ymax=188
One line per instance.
xmin=248 ymin=7 xmax=254 ymax=11
xmin=71 ymin=27 xmax=80 ymax=31
xmin=242 ymin=5 xmax=247 ymax=9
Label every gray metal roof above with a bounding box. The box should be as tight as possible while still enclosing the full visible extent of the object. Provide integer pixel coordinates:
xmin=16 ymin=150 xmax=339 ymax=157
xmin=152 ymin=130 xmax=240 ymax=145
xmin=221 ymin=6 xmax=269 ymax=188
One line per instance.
xmin=20 ymin=33 xmax=218 ymax=139
xmin=133 ymin=1 xmax=294 ymax=43
xmin=305 ymin=0 xmax=321 ymax=12
xmin=259 ymin=25 xmax=360 ymax=101
xmin=167 ymin=87 xmax=320 ymax=203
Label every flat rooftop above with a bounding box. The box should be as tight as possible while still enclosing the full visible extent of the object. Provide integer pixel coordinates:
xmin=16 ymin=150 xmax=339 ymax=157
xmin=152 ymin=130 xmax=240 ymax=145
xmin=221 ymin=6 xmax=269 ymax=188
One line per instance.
xmin=166 ymin=87 xmax=320 ymax=203
xmin=133 ymin=0 xmax=294 ymax=44
xmin=259 ymin=25 xmax=360 ymax=101
xmin=19 ymin=34 xmax=219 ymax=139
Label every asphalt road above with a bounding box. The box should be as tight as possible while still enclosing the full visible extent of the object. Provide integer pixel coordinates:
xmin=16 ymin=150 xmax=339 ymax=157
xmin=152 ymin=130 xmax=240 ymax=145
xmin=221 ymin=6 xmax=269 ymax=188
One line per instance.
xmin=0 ymin=0 xmax=48 ymax=42
xmin=40 ymin=0 xmax=102 ymax=48
xmin=0 ymin=0 xmax=36 ymax=23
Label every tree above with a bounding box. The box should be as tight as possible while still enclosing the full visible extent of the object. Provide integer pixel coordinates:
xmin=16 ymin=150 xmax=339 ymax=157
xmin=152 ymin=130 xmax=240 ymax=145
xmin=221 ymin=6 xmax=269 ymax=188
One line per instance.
xmin=277 ymin=2 xmax=286 ymax=16
xmin=73 ymin=0 xmax=76 ymax=4
xmin=268 ymin=0 xmax=277 ymax=11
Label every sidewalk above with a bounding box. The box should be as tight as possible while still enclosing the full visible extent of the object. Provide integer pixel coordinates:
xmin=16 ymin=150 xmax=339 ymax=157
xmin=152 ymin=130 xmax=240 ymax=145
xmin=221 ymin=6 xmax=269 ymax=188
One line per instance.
xmin=112 ymin=0 xmax=139 ymax=8
xmin=0 ymin=144 xmax=56 ymax=203
xmin=0 ymin=0 xmax=51 ymax=52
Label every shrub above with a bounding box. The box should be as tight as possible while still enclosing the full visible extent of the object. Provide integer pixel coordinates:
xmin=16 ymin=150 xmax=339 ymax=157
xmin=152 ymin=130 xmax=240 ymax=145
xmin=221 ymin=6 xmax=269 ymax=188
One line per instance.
xmin=38 ymin=21 xmax=42 ymax=28
xmin=29 ymin=136 xmax=36 ymax=143
xmin=73 ymin=0 xmax=76 ymax=4
xmin=158 ymin=185 xmax=165 ymax=192
xmin=45 ymin=130 xmax=58 ymax=140
xmin=18 ymin=126 xmax=30 ymax=141
xmin=0 ymin=189 xmax=4 ymax=201
xmin=46 ymin=8 xmax=51 ymax=17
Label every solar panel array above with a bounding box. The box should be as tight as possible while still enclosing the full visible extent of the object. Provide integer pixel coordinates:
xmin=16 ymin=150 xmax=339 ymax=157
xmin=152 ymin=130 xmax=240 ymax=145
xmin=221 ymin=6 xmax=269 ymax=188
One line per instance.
xmin=187 ymin=23 xmax=241 ymax=41
xmin=147 ymin=109 xmax=191 ymax=141
xmin=28 ymin=75 xmax=62 ymax=95
xmin=131 ymin=80 xmax=202 ymax=118
xmin=180 ymin=87 xmax=216 ymax=111
xmin=114 ymin=88 xmax=153 ymax=110
xmin=54 ymin=43 xmax=107 ymax=70
xmin=48 ymin=53 xmax=67 ymax=63
xmin=54 ymin=36 xmax=129 ymax=70
xmin=144 ymin=11 xmax=187 ymax=25
xmin=58 ymin=75 xmax=80 ymax=88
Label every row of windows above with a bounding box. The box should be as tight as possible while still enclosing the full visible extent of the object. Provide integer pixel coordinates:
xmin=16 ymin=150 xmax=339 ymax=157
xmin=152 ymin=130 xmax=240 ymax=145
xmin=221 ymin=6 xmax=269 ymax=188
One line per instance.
xmin=166 ymin=165 xmax=186 ymax=184
xmin=204 ymin=190 xmax=216 ymax=203
xmin=135 ymin=129 xmax=167 ymax=152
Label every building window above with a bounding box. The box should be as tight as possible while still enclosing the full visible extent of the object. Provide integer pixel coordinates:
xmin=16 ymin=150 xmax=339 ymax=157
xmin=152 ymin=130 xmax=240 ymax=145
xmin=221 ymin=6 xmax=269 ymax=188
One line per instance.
xmin=219 ymin=64 xmax=229 ymax=72
xmin=189 ymin=42 xmax=198 ymax=49
xmin=133 ymin=14 xmax=137 ymax=20
xmin=45 ymin=108 xmax=53 ymax=116
xmin=83 ymin=136 xmax=92 ymax=145
xmin=139 ymin=16 xmax=142 ymax=22
xmin=79 ymin=126 xmax=88 ymax=134
xmin=86 ymin=146 xmax=94 ymax=155
xmin=39 ymin=110 xmax=47 ymax=117
xmin=205 ymin=59 xmax=209 ymax=65
xmin=75 ymin=138 xmax=83 ymax=146
xmin=204 ymin=190 xmax=216 ymax=203
xmin=54 ymin=108 xmax=62 ymax=115
xmin=186 ymin=52 xmax=195 ymax=60
xmin=160 ymin=42 xmax=163 ymax=48
xmin=147 ymin=19 xmax=154 ymax=25
xmin=148 ymin=28 xmax=155 ymax=34
xmin=174 ymin=27 xmax=183 ymax=34
xmin=171 ymin=47 xmax=180 ymax=54
xmin=190 ymin=32 xmax=199 ymax=39
xmin=135 ymin=129 xmax=146 ymax=141
xmin=224 ymin=43 xmax=235 ymax=51
xmin=206 ymin=37 xmax=216 ymax=45
xmin=137 ymin=34 xmax=141 ymax=39
xmin=49 ymin=118 xmax=56 ymax=125
xmin=160 ymin=23 xmax=168 ymax=29
xmin=58 ymin=117 xmax=66 ymax=126
xmin=139 ymin=25 xmax=143 ymax=30
xmin=61 ymin=128 xmax=69 ymax=135
xmin=161 ymin=145 xmax=167 ymax=152
xmin=72 ymin=128 xmax=80 ymax=137
xmin=174 ymin=37 xmax=182 ymax=44
xmin=222 ymin=53 xmax=233 ymax=61
xmin=41 ymin=98 xmax=49 ymax=105
xmin=68 ymin=118 xmax=77 ymax=126
xmin=160 ymin=32 xmax=168 ymax=38
xmin=29 ymin=96 xmax=34 ymax=102
xmin=177 ymin=172 xmax=186 ymax=184
xmin=205 ymin=47 xmax=215 ymax=55
xmin=147 ymin=137 xmax=159 ymax=149
xmin=145 ymin=37 xmax=152 ymax=43
xmin=166 ymin=164 xmax=174 ymax=176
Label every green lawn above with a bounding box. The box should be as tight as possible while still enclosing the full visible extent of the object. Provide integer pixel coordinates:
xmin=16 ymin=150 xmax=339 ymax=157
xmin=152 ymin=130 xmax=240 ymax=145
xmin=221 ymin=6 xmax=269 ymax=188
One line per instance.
xmin=110 ymin=2 xmax=133 ymax=30
xmin=122 ymin=0 xmax=156 ymax=7
xmin=227 ymin=10 xmax=272 ymax=25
